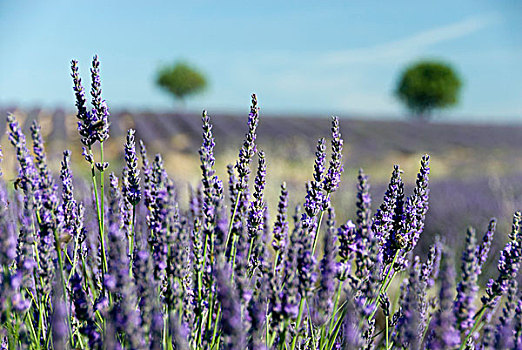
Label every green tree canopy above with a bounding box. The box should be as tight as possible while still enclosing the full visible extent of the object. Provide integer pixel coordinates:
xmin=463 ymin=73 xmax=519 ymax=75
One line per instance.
xmin=156 ymin=61 xmax=207 ymax=104
xmin=395 ymin=60 xmax=462 ymax=119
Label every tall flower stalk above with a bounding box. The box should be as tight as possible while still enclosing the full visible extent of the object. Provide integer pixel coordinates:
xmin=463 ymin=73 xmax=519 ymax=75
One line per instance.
xmin=71 ymin=56 xmax=110 ymax=285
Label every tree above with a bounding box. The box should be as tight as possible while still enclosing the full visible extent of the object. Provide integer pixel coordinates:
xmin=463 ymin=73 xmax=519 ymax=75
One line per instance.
xmin=156 ymin=61 xmax=207 ymax=105
xmin=395 ymin=60 xmax=462 ymax=119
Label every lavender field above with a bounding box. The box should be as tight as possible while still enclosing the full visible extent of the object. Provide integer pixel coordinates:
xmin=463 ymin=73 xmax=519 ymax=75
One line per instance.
xmin=0 ymin=57 xmax=521 ymax=349
xmin=3 ymin=101 xmax=522 ymax=260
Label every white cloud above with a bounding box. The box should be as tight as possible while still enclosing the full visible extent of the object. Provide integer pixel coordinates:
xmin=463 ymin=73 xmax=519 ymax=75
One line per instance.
xmin=321 ymin=13 xmax=501 ymax=65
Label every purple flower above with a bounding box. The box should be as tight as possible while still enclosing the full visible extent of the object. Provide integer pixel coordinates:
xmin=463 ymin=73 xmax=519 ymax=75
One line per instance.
xmin=105 ymin=219 xmax=145 ymax=349
xmin=392 ymin=257 xmax=423 ymax=350
xmin=247 ymin=151 xmax=267 ymax=264
xmin=315 ymin=208 xmax=338 ymax=323
xmin=426 ymin=249 xmax=460 ymax=350
xmin=70 ymin=273 xmax=101 ymax=348
xmin=139 ymin=139 xmax=154 ymax=210
xmin=454 ymin=227 xmax=479 ymax=333
xmin=337 ymin=220 xmax=357 ymax=281
xmin=7 ymin=114 xmax=38 ymax=193
xmin=30 ymin=120 xmax=53 ymax=189
xmin=89 ymin=55 xmax=110 ymax=143
xmin=281 ymin=227 xmax=301 ymax=321
xmin=297 ymin=232 xmax=317 ymax=299
xmin=302 ymin=138 xmax=326 ymax=229
xmin=133 ymin=240 xmax=161 ymax=338
xmin=495 ymin=279 xmax=518 ymax=346
xmin=372 ymin=165 xmax=404 ymax=260
xmin=401 ymin=154 xmax=430 ymax=252
xmin=356 ymin=168 xmax=372 ymax=229
xmin=215 ymin=264 xmax=245 ymax=349
xmin=60 ymin=150 xmax=81 ymax=240
xmin=70 ymin=56 xmax=110 ymax=146
xmin=0 ymin=271 xmax=30 ymax=317
xmin=123 ymin=129 xmax=141 ymax=206
xmin=51 ymin=273 xmax=68 ymax=349
xmin=323 ymin=116 xmax=344 ymax=196
xmin=481 ymin=212 xmax=522 ymax=308
xmin=15 ymin=192 xmax=37 ymax=292
xmin=235 ymin=94 xmax=260 ymax=193
xmin=342 ymin=291 xmax=365 ymax=348
xmin=0 ymin=186 xmax=16 ymax=268
xmin=421 ymin=238 xmax=442 ymax=289
xmin=476 ymin=219 xmax=496 ymax=274
xmin=199 ymin=111 xmax=217 ymax=197
xmin=199 ymin=111 xmax=224 ymax=266
xmin=246 ymin=282 xmax=267 ymax=350
xmin=271 ymin=182 xmax=289 ymax=271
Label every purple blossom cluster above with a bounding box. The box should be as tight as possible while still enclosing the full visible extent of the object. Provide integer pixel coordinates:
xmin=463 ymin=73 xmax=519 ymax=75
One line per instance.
xmin=0 ymin=56 xmax=521 ymax=350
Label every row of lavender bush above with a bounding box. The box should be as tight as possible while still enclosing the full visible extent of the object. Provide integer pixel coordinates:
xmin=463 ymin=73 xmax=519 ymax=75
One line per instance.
xmin=0 ymin=56 xmax=521 ymax=349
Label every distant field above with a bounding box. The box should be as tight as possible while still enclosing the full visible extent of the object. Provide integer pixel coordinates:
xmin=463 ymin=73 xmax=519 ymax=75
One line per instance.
xmin=2 ymin=107 xmax=522 ymax=273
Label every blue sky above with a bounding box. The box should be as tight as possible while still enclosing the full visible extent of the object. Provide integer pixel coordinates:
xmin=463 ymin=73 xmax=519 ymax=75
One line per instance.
xmin=1 ymin=0 xmax=521 ymax=122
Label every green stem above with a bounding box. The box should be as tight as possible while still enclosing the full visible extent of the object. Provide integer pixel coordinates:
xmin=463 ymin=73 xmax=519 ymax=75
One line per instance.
xmin=24 ymin=311 xmax=40 ymax=350
xmin=459 ymin=307 xmax=487 ymax=350
xmin=210 ymin=305 xmax=221 ymax=348
xmin=421 ymin=315 xmax=432 ymax=344
xmin=99 ymin=142 xmax=105 ymax=234
xmin=367 ymin=251 xmax=400 ymax=323
xmin=225 ymin=190 xmax=242 ymax=254
xmin=326 ymin=307 xmax=347 ymax=350
xmin=328 ymin=282 xmax=343 ymax=335
xmin=53 ymin=229 xmax=74 ymax=347
xmin=382 ymin=316 xmax=386 ymax=348
xmin=38 ymin=300 xmax=45 ymax=347
xmin=89 ymin=146 xmax=108 ymax=279
xmin=129 ymin=204 xmax=136 ymax=276
xmin=273 ymin=250 xmax=281 ymax=274
xmin=206 ymin=290 xmax=216 ymax=335
xmin=265 ymin=305 xmax=271 ymax=349
xmin=290 ymin=297 xmax=306 ymax=350
xmin=229 ymin=235 xmax=239 ymax=280
xmin=279 ymin=319 xmax=289 ymax=349
xmin=246 ymin=237 xmax=255 ymax=264
xmin=67 ymin=231 xmax=82 ymax=286
xmin=99 ymin=143 xmax=108 ymax=278
xmin=311 ymin=204 xmax=327 ymax=256
xmin=163 ymin=306 xmax=168 ymax=350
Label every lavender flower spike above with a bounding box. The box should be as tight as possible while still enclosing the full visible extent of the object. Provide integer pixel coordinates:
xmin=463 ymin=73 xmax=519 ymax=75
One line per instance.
xmin=0 ymin=185 xmax=16 ymax=268
xmin=481 ymin=212 xmax=522 ymax=307
xmin=402 ymin=154 xmax=430 ymax=253
xmin=90 ymin=55 xmax=110 ymax=143
xmin=302 ymin=138 xmax=326 ymax=229
xmin=51 ymin=273 xmax=68 ymax=349
xmin=426 ymin=249 xmax=460 ymax=350
xmin=454 ymin=227 xmax=479 ymax=333
xmin=476 ymin=219 xmax=496 ymax=274
xmin=372 ymin=165 xmax=403 ymax=250
xmin=247 ymin=151 xmax=267 ymax=242
xmin=323 ymin=116 xmax=344 ymax=197
xmin=271 ymin=182 xmax=289 ymax=270
xmin=124 ymin=129 xmax=141 ymax=205
xmin=215 ymin=264 xmax=245 ymax=349
xmin=316 ymin=208 xmax=337 ymax=323
xmin=71 ymin=60 xmax=90 ymax=139
xmin=60 ymin=150 xmax=79 ymax=239
xmin=235 ymin=93 xmax=260 ymax=193
xmin=7 ymin=114 xmax=38 ymax=193
xmin=30 ymin=120 xmax=53 ymax=188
